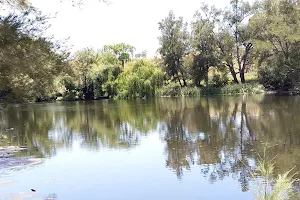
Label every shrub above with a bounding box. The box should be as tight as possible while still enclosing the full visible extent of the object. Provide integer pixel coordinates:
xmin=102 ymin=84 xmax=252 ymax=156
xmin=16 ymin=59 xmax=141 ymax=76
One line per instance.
xmin=210 ymin=74 xmax=228 ymax=88
xmin=156 ymin=84 xmax=182 ymax=97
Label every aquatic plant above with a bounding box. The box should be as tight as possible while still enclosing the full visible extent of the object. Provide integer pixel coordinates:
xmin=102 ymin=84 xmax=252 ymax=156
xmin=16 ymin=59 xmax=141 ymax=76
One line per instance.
xmin=249 ymin=144 xmax=299 ymax=200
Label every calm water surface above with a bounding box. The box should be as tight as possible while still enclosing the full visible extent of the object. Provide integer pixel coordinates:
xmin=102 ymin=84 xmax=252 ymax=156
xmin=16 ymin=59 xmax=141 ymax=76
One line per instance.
xmin=1 ymin=95 xmax=300 ymax=200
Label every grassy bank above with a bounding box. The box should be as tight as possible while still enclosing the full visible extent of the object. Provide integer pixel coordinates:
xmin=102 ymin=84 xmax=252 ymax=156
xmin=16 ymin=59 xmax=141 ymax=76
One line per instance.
xmin=156 ymin=83 xmax=265 ymax=97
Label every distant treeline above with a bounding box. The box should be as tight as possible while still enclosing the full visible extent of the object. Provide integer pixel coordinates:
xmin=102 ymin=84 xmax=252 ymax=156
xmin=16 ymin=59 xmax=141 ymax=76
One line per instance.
xmin=0 ymin=0 xmax=300 ymax=102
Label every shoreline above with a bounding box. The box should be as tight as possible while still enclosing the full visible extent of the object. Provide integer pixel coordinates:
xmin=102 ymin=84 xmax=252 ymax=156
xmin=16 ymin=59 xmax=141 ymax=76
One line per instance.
xmin=1 ymin=85 xmax=300 ymax=105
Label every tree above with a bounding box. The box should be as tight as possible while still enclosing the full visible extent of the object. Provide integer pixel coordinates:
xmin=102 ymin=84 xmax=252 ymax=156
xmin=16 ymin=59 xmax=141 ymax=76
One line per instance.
xmin=115 ymin=59 xmax=165 ymax=98
xmin=250 ymin=0 xmax=300 ymax=90
xmin=101 ymin=43 xmax=135 ymax=67
xmin=0 ymin=10 xmax=68 ymax=102
xmin=216 ymin=28 xmax=241 ymax=84
xmin=72 ymin=48 xmax=99 ymax=100
xmin=190 ymin=4 xmax=221 ymax=86
xmin=158 ymin=11 xmax=189 ymax=87
xmin=222 ymin=0 xmax=254 ymax=84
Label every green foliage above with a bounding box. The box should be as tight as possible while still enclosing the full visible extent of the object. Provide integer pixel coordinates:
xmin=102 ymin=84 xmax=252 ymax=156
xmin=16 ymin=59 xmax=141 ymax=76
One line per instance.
xmin=115 ymin=59 xmax=165 ymax=98
xmin=180 ymin=87 xmax=201 ymax=96
xmin=190 ymin=4 xmax=221 ymax=86
xmin=201 ymin=83 xmax=264 ymax=95
xmin=250 ymin=0 xmax=300 ymax=91
xmin=92 ymin=65 xmax=121 ymax=98
xmin=158 ymin=11 xmax=189 ymax=87
xmin=2 ymin=0 xmax=300 ymax=102
xmin=61 ymin=76 xmax=81 ymax=101
xmin=61 ymin=56 xmax=165 ymax=100
xmin=156 ymin=83 xmax=182 ymax=97
xmin=223 ymin=0 xmax=254 ymax=84
xmin=258 ymin=67 xmax=293 ymax=90
xmin=60 ymin=44 xmax=131 ymax=100
xmin=0 ymin=10 xmax=68 ymax=102
xmin=210 ymin=74 xmax=229 ymax=88
xmin=101 ymin=43 xmax=135 ymax=67
xmin=157 ymin=83 xmax=264 ymax=97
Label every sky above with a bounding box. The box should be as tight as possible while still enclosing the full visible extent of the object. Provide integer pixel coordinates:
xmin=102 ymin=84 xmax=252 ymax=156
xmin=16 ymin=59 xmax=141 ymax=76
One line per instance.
xmin=28 ymin=0 xmax=244 ymax=57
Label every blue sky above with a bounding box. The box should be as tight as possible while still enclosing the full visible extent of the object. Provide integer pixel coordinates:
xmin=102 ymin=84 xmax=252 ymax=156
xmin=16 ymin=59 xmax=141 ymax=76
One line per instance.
xmin=29 ymin=0 xmax=251 ymax=57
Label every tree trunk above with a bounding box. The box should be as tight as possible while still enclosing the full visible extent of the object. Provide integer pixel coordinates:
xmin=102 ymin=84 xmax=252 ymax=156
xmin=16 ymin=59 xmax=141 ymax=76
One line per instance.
xmin=240 ymin=69 xmax=245 ymax=84
xmin=182 ymin=78 xmax=187 ymax=87
xmin=234 ymin=29 xmax=242 ymax=78
xmin=82 ymin=74 xmax=87 ymax=100
xmin=178 ymin=68 xmax=187 ymax=87
xmin=240 ymin=43 xmax=253 ymax=84
xmin=227 ymin=63 xmax=239 ymax=84
xmin=177 ymin=75 xmax=183 ymax=87
xmin=205 ymin=66 xmax=209 ymax=87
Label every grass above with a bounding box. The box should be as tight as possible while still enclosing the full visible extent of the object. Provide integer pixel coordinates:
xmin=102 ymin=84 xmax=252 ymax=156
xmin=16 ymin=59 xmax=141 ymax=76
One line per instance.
xmin=156 ymin=82 xmax=265 ymax=97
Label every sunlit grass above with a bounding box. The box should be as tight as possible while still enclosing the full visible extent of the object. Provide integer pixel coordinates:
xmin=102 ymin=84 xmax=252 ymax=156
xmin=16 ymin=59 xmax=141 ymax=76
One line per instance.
xmin=157 ymin=82 xmax=265 ymax=97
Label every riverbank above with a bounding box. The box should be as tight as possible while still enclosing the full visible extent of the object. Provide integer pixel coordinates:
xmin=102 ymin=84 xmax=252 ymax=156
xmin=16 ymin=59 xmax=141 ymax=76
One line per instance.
xmin=156 ymin=83 xmax=266 ymax=97
xmin=2 ymin=83 xmax=300 ymax=104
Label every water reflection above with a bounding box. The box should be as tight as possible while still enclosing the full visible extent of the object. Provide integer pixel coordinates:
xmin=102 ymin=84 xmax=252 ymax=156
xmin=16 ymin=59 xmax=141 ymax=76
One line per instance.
xmin=1 ymin=96 xmax=300 ymax=193
xmin=159 ymin=97 xmax=257 ymax=191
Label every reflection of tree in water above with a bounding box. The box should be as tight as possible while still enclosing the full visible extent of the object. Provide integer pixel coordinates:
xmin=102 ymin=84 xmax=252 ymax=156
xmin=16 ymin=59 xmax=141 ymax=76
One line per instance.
xmin=2 ymin=96 xmax=300 ymax=193
xmin=159 ymin=95 xmax=300 ymax=192
xmin=0 ymin=104 xmax=66 ymax=157
xmin=0 ymin=99 xmax=168 ymax=156
xmin=61 ymin=99 xmax=166 ymax=149
xmin=160 ymin=96 xmax=259 ymax=191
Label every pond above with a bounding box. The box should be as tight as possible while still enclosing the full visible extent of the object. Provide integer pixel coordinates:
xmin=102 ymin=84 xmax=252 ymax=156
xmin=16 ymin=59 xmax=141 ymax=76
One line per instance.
xmin=1 ymin=95 xmax=300 ymax=200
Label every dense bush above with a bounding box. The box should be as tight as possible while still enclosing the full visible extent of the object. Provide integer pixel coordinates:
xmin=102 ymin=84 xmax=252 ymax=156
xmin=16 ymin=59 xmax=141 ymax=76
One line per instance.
xmin=258 ymin=59 xmax=300 ymax=91
xmin=156 ymin=84 xmax=182 ymax=97
xmin=210 ymin=74 xmax=228 ymax=88
xmin=90 ymin=65 xmax=121 ymax=98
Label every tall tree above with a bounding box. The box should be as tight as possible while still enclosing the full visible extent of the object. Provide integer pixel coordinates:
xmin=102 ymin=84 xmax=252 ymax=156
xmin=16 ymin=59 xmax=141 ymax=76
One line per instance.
xmin=216 ymin=29 xmax=239 ymax=83
xmin=158 ymin=11 xmax=189 ymax=87
xmin=72 ymin=48 xmax=99 ymax=100
xmin=223 ymin=0 xmax=253 ymax=84
xmin=190 ymin=4 xmax=220 ymax=86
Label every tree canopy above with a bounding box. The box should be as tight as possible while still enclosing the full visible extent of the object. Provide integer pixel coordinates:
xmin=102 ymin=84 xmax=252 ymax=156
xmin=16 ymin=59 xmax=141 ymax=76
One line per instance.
xmin=1 ymin=0 xmax=300 ymax=102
